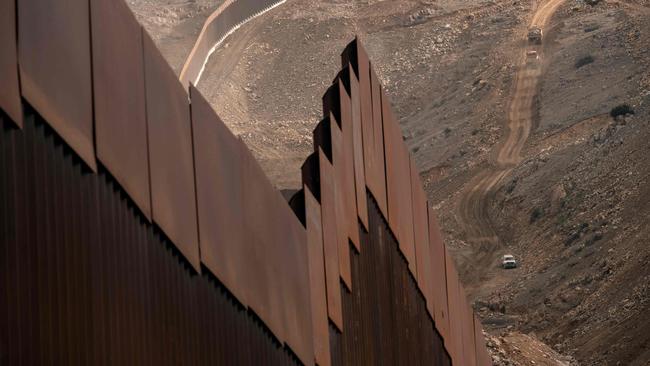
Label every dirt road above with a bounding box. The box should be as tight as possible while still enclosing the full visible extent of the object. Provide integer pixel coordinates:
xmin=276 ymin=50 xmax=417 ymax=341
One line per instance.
xmin=456 ymin=0 xmax=566 ymax=296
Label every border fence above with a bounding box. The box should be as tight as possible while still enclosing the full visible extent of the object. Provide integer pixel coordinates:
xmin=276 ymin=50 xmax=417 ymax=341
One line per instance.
xmin=179 ymin=0 xmax=287 ymax=88
xmin=0 ymin=0 xmax=492 ymax=365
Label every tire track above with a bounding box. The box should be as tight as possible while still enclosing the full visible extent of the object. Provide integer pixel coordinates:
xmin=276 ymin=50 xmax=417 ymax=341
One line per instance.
xmin=456 ymin=0 xmax=566 ymax=294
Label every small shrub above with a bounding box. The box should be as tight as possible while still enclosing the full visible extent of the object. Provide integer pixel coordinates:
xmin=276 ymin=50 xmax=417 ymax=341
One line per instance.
xmin=443 ymin=127 xmax=452 ymax=137
xmin=565 ymin=223 xmax=590 ymax=246
xmin=610 ymin=104 xmax=635 ymax=118
xmin=505 ymin=179 xmax=517 ymax=194
xmin=586 ymin=232 xmax=603 ymax=246
xmin=565 ymin=231 xmax=581 ymax=246
xmin=575 ymin=55 xmax=595 ymax=69
xmin=530 ymin=207 xmax=543 ymax=223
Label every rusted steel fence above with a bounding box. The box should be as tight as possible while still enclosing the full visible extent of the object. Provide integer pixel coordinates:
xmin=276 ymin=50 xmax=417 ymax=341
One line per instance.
xmin=0 ymin=112 xmax=303 ymax=365
xmin=0 ymin=0 xmax=492 ymax=364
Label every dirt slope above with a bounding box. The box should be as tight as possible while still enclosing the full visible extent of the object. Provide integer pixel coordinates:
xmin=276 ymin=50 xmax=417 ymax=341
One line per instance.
xmin=458 ymin=1 xmax=650 ymax=365
xmin=455 ymin=0 xmax=565 ymax=302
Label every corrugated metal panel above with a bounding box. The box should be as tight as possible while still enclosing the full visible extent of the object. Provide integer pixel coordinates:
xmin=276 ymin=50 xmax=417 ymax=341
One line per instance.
xmin=382 ymin=87 xmax=417 ymax=278
xmin=397 ymin=141 xmax=416 ymax=278
xmin=241 ymin=140 xmax=286 ymax=342
xmin=474 ymin=315 xmax=493 ymax=366
xmin=328 ymin=193 xmax=452 ymax=365
xmin=330 ymin=116 xmax=352 ymax=290
xmin=336 ymin=78 xmax=362 ymax=251
xmin=410 ymin=157 xmax=433 ymax=315
xmin=142 ymin=30 xmax=200 ymax=271
xmin=355 ymin=43 xmax=375 ymax=211
xmin=1 ymin=114 xmax=29 ymax=364
xmin=287 ymin=188 xmax=305 ymax=223
xmin=0 ymin=113 xmax=303 ymax=365
xmin=318 ymin=147 xmax=344 ymax=331
xmin=382 ymin=90 xmax=416 ymax=276
xmin=312 ymin=116 xmax=332 ymax=162
xmin=0 ymin=116 xmax=8 ymax=362
xmin=276 ymin=190 xmax=314 ymax=366
xmin=0 ymin=0 xmax=21 ymax=126
xmin=305 ymin=186 xmax=332 ymax=366
xmin=302 ymin=153 xmax=320 ymax=202
xmin=91 ymin=0 xmax=151 ymax=220
xmin=461 ymin=286 xmax=477 ymax=366
xmin=189 ymin=85 xmax=249 ymax=305
xmin=369 ymin=69 xmax=387 ymax=217
xmin=343 ymin=40 xmax=387 ymax=222
xmin=428 ymin=205 xmax=450 ymax=340
xmin=321 ymin=86 xmax=361 ymax=262
xmin=445 ymin=250 xmax=464 ymax=366
xmin=18 ymin=0 xmax=96 ymax=170
xmin=382 ymin=87 xmax=401 ymax=242
xmin=346 ymin=65 xmax=369 ymax=232
xmin=240 ymin=140 xmax=314 ymax=365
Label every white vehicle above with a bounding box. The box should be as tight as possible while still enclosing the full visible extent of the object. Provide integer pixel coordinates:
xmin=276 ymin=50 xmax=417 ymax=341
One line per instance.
xmin=528 ymin=26 xmax=543 ymax=44
xmin=526 ymin=50 xmax=539 ymax=59
xmin=502 ymin=254 xmax=517 ymax=269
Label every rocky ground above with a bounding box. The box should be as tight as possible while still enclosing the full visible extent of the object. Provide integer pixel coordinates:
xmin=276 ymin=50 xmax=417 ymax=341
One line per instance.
xmin=485 ymin=331 xmax=577 ymax=365
xmin=467 ymin=1 xmax=650 ymax=365
xmin=131 ymin=0 xmax=650 ymax=364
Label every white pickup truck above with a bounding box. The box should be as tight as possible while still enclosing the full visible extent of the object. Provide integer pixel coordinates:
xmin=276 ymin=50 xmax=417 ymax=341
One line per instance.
xmin=502 ymin=254 xmax=518 ymax=269
xmin=528 ymin=26 xmax=543 ymax=44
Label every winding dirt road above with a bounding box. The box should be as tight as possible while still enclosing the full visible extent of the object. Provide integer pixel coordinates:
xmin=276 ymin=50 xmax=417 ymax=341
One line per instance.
xmin=456 ymin=0 xmax=566 ymax=295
